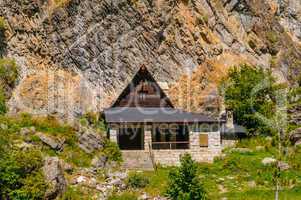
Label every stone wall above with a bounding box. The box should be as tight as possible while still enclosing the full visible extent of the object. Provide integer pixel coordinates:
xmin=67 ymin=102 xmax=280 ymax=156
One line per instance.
xmin=152 ymin=131 xmax=221 ymax=166
xmin=109 ymin=127 xmax=222 ymax=167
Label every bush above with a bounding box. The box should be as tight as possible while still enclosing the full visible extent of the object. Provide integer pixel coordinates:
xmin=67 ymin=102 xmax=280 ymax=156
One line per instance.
xmin=219 ymin=64 xmax=277 ymax=136
xmin=80 ymin=112 xmax=107 ymax=132
xmin=0 ymin=58 xmax=18 ymax=87
xmin=60 ymin=186 xmax=87 ymax=200
xmin=166 ymin=153 xmax=207 ymax=200
xmin=0 ymin=88 xmax=6 ymax=115
xmin=127 ymin=172 xmax=150 ymax=188
xmin=0 ymin=147 xmax=47 ymax=199
xmin=102 ymin=139 xmax=122 ymax=163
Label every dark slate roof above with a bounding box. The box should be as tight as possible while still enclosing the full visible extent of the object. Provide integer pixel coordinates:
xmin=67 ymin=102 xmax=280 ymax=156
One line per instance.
xmin=104 ymin=107 xmax=218 ymax=123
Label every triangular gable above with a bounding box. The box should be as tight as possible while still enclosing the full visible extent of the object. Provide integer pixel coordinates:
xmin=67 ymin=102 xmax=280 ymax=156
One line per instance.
xmin=111 ymin=66 xmax=174 ymax=108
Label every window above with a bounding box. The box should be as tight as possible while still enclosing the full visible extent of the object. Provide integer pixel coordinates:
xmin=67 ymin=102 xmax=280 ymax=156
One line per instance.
xmin=199 ymin=134 xmax=208 ymax=147
xmin=151 ymin=124 xmax=189 ymax=149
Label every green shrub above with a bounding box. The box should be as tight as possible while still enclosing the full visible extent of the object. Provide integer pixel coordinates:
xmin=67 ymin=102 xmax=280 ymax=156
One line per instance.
xmin=9 ymin=171 xmax=47 ymax=200
xmin=127 ymin=172 xmax=150 ymax=188
xmin=0 ymin=147 xmax=47 ymax=199
xmin=60 ymin=186 xmax=86 ymax=200
xmin=102 ymin=139 xmax=122 ymax=163
xmin=219 ymin=64 xmax=277 ymax=136
xmin=0 ymin=88 xmax=6 ymax=115
xmin=80 ymin=112 xmax=107 ymax=132
xmin=166 ymin=153 xmax=207 ymax=200
xmin=266 ymin=31 xmax=279 ymax=44
xmin=0 ymin=58 xmax=18 ymax=86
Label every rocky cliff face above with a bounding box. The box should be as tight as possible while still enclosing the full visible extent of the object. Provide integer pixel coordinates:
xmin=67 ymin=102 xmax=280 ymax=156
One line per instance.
xmin=0 ymin=0 xmax=300 ymax=120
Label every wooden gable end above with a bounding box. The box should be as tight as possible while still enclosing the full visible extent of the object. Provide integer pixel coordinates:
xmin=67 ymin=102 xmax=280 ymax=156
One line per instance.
xmin=112 ymin=66 xmax=174 ymax=108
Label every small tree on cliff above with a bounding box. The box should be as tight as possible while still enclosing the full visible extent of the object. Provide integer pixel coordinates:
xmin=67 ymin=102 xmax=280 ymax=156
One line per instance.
xmin=166 ymin=153 xmax=206 ymax=200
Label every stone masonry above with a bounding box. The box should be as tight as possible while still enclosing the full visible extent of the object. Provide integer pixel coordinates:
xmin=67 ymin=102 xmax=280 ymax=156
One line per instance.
xmin=110 ymin=128 xmax=222 ymax=167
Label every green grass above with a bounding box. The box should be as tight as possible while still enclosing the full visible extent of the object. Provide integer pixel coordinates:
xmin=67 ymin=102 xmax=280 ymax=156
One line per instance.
xmin=130 ymin=137 xmax=301 ymax=199
xmin=141 ymin=168 xmax=170 ymax=196
xmin=108 ymin=191 xmax=138 ymax=200
xmin=0 ymin=114 xmax=94 ymax=168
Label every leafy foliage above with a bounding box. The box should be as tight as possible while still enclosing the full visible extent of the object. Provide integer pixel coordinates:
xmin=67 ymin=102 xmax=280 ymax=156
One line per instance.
xmin=0 ymin=88 xmax=6 ymax=115
xmin=220 ymin=64 xmax=277 ymax=135
xmin=127 ymin=173 xmax=150 ymax=188
xmin=80 ymin=112 xmax=107 ymax=132
xmin=0 ymin=58 xmax=18 ymax=115
xmin=102 ymin=139 xmax=122 ymax=163
xmin=0 ymin=58 xmax=18 ymax=87
xmin=0 ymin=142 xmax=47 ymax=199
xmin=166 ymin=153 xmax=207 ymax=200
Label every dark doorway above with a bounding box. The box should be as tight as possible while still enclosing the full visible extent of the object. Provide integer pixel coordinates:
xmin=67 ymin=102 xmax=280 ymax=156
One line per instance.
xmin=118 ymin=127 xmax=144 ymax=150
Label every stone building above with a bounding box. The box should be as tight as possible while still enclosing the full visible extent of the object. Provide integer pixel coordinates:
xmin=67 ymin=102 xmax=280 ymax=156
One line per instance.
xmin=104 ymin=66 xmax=222 ymax=169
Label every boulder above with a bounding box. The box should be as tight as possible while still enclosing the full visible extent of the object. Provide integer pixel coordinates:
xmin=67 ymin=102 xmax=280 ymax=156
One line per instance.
xmin=290 ymin=128 xmax=301 ymax=145
xmin=37 ymin=132 xmax=65 ymax=151
xmin=296 ymin=140 xmax=301 ymax=147
xmin=91 ymin=155 xmax=108 ymax=168
xmin=262 ymin=157 xmax=277 ymax=165
xmin=43 ymin=157 xmax=67 ymax=200
xmin=107 ymin=171 xmax=128 ymax=180
xmin=60 ymin=160 xmax=73 ymax=173
xmin=139 ymin=192 xmax=150 ymax=200
xmin=77 ymin=128 xmax=103 ymax=153
xmin=277 ymin=161 xmax=290 ymax=171
xmin=16 ymin=142 xmax=33 ymax=150
xmin=20 ymin=127 xmax=35 ymax=136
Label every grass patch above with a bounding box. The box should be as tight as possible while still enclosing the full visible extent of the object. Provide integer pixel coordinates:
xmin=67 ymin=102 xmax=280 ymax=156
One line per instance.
xmin=132 ymin=137 xmax=301 ymax=199
xmin=0 ymin=114 xmax=93 ymax=168
xmin=108 ymin=191 xmax=138 ymax=200
xmin=141 ymin=168 xmax=170 ymax=196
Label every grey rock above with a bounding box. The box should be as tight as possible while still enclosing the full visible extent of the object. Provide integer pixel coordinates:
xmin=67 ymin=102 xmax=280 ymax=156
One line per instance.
xmin=43 ymin=157 xmax=67 ymax=200
xmin=37 ymin=132 xmax=65 ymax=151
xmin=78 ymin=128 xmax=103 ymax=153
xmin=107 ymin=171 xmax=128 ymax=180
xmin=296 ymin=140 xmax=301 ymax=147
xmin=262 ymin=157 xmax=277 ymax=165
xmin=91 ymin=155 xmax=108 ymax=168
xmin=278 ymin=161 xmax=290 ymax=171
xmin=108 ymin=178 xmax=123 ymax=187
xmin=20 ymin=127 xmax=35 ymax=136
xmin=16 ymin=142 xmax=33 ymax=150
xmin=60 ymin=160 xmax=73 ymax=173
xmin=139 ymin=193 xmax=150 ymax=200
xmin=290 ymin=128 xmax=301 ymax=144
